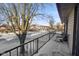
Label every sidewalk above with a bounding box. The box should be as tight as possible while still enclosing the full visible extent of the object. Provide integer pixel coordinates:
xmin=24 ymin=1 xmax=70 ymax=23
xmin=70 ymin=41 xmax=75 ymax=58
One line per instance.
xmin=34 ymin=34 xmax=71 ymax=56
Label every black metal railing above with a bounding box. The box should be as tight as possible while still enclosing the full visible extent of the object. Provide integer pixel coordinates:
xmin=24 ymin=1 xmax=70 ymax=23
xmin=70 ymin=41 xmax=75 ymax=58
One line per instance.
xmin=0 ymin=31 xmax=56 ymax=56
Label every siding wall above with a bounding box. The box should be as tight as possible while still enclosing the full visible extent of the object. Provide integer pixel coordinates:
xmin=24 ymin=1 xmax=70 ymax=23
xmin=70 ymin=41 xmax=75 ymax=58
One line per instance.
xmin=67 ymin=8 xmax=74 ymax=54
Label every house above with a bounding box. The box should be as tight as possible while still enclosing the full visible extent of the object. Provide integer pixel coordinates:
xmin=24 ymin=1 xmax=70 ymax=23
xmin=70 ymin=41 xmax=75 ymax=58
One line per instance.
xmin=0 ymin=26 xmax=6 ymax=32
xmin=0 ymin=24 xmax=11 ymax=33
xmin=56 ymin=3 xmax=79 ymax=55
xmin=29 ymin=24 xmax=50 ymax=31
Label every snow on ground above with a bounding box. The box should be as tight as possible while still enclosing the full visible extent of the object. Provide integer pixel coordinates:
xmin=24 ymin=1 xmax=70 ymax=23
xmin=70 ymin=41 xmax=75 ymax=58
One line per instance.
xmin=34 ymin=34 xmax=71 ymax=56
xmin=0 ymin=31 xmax=46 ymax=41
xmin=56 ymin=31 xmax=63 ymax=34
xmin=0 ymin=31 xmax=48 ymax=53
xmin=0 ymin=31 xmax=71 ymax=56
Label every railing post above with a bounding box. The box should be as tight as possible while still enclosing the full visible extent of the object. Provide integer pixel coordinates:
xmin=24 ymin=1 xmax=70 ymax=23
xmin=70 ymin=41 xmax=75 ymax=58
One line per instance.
xmin=9 ymin=51 xmax=11 ymax=56
xmin=33 ymin=40 xmax=34 ymax=53
xmin=26 ymin=44 xmax=28 ymax=56
xmin=30 ymin=42 xmax=32 ymax=55
xmin=49 ymin=31 xmax=50 ymax=40
xmin=17 ymin=48 xmax=18 ymax=56
xmin=37 ymin=39 xmax=39 ymax=53
xmin=0 ymin=54 xmax=1 ymax=56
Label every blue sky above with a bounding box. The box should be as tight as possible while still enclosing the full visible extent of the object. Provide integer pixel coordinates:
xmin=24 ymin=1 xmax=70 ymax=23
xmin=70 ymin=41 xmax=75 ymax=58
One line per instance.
xmin=0 ymin=3 xmax=61 ymax=25
xmin=32 ymin=3 xmax=61 ymax=26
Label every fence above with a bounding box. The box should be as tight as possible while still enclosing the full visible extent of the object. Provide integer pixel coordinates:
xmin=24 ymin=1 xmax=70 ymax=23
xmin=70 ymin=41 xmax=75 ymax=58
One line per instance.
xmin=0 ymin=31 xmax=56 ymax=56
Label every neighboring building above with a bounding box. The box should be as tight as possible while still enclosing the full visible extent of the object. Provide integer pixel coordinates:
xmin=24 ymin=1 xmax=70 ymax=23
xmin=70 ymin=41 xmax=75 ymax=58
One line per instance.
xmin=55 ymin=23 xmax=64 ymax=32
xmin=29 ymin=24 xmax=50 ymax=31
xmin=0 ymin=24 xmax=11 ymax=33
xmin=29 ymin=24 xmax=64 ymax=32
xmin=0 ymin=24 xmax=21 ymax=33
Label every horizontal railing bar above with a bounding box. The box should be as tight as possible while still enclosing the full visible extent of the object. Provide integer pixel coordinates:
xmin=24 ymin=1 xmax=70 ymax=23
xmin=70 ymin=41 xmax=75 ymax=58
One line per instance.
xmin=0 ymin=31 xmax=55 ymax=56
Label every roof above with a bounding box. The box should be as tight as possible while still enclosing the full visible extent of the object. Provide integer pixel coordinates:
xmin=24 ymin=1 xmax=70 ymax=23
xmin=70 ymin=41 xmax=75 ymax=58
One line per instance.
xmin=56 ymin=3 xmax=76 ymax=23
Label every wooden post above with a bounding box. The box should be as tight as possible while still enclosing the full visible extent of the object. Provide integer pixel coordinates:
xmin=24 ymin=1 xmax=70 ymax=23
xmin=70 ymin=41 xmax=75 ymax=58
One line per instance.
xmin=72 ymin=4 xmax=79 ymax=56
xmin=63 ymin=17 xmax=68 ymax=41
xmin=72 ymin=4 xmax=77 ymax=56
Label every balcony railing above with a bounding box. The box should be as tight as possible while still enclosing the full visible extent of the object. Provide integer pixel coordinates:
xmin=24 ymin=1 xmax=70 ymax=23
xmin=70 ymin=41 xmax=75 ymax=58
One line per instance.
xmin=0 ymin=31 xmax=56 ymax=56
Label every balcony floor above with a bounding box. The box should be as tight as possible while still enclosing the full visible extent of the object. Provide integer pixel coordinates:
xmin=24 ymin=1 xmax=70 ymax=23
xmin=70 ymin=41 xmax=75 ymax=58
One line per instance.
xmin=34 ymin=34 xmax=71 ymax=56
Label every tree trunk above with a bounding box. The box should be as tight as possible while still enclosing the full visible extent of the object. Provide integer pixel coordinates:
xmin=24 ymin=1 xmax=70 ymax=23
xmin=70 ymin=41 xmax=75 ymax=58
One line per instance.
xmin=19 ymin=33 xmax=26 ymax=56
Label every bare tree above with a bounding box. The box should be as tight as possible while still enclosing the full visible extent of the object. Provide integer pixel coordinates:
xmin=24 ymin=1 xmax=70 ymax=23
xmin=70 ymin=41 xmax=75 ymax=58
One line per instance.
xmin=48 ymin=16 xmax=54 ymax=30
xmin=56 ymin=23 xmax=60 ymax=31
xmin=0 ymin=3 xmax=54 ymax=55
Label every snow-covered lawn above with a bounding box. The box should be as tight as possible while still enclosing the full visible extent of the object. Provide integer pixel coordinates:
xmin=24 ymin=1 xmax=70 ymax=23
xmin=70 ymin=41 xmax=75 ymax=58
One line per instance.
xmin=0 ymin=31 xmax=49 ymax=54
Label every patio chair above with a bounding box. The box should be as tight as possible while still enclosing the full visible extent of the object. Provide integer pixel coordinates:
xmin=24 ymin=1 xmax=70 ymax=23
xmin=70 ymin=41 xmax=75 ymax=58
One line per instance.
xmin=55 ymin=33 xmax=68 ymax=42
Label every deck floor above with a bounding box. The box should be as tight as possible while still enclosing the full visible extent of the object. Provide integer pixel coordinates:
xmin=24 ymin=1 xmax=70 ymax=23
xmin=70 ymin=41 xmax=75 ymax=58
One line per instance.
xmin=34 ymin=34 xmax=71 ymax=56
